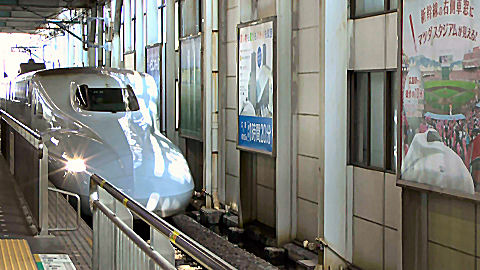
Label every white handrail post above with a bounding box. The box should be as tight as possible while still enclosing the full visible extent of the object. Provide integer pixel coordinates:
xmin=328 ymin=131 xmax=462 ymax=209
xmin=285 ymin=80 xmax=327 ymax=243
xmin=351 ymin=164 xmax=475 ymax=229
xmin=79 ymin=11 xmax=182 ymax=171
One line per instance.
xmin=37 ymin=143 xmax=51 ymax=237
xmin=91 ymin=181 xmax=101 ymax=270
xmin=9 ymin=130 xmax=13 ymax=174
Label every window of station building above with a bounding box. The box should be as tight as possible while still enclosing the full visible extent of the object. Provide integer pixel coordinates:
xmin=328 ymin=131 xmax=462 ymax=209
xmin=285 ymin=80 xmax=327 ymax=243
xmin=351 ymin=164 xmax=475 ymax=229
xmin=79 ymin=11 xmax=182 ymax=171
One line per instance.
xmin=131 ymin=0 xmax=136 ymax=51
xmin=349 ymin=70 xmax=398 ymax=172
xmin=175 ymin=1 xmax=179 ymax=50
xmin=158 ymin=0 xmax=165 ymax=43
xmin=178 ymin=0 xmax=202 ymax=140
xmin=163 ymin=2 xmax=167 ymax=43
xmin=143 ymin=0 xmax=147 ymax=46
xmin=179 ymin=0 xmax=201 ymax=38
xmin=179 ymin=35 xmax=202 ymax=139
xmin=145 ymin=0 xmax=162 ymax=45
xmin=175 ymin=79 xmax=179 ymax=130
xmin=351 ymin=0 xmax=398 ymax=18
xmin=120 ymin=22 xmax=124 ymax=61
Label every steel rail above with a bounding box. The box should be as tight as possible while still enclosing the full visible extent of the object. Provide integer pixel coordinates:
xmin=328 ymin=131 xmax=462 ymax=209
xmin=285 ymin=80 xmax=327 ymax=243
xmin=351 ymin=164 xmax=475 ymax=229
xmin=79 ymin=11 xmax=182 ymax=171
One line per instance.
xmin=92 ymin=200 xmax=176 ymax=270
xmin=90 ymin=174 xmax=237 ymax=270
xmin=0 ymin=109 xmax=41 ymax=140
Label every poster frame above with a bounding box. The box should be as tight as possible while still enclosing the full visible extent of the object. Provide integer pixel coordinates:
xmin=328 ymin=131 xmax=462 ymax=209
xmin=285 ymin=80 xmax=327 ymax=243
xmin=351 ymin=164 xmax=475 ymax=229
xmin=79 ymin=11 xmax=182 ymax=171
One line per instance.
xmin=397 ymin=0 xmax=480 ymax=202
xmin=235 ymin=16 xmax=277 ymax=157
xmin=397 ymin=0 xmax=403 ymax=181
xmin=145 ymin=42 xmax=164 ymax=134
xmin=178 ymin=33 xmax=204 ymax=142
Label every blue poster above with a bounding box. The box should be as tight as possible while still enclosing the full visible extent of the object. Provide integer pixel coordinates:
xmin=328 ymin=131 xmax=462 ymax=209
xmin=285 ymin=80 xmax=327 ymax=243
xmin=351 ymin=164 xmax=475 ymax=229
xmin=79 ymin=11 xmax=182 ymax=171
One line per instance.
xmin=238 ymin=20 xmax=274 ymax=153
xmin=238 ymin=115 xmax=273 ymax=153
xmin=146 ymin=45 xmax=164 ymax=132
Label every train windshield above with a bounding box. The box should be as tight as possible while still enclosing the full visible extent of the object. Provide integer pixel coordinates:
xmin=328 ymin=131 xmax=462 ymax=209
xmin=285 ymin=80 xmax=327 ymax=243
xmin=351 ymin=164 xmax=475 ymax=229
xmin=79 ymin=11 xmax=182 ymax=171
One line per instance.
xmin=75 ymin=85 xmax=139 ymax=112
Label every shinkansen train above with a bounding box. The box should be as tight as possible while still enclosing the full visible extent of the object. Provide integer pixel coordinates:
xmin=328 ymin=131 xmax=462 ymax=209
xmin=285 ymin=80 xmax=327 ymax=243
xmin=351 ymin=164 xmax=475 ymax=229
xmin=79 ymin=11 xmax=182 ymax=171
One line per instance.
xmin=1 ymin=67 xmax=194 ymax=216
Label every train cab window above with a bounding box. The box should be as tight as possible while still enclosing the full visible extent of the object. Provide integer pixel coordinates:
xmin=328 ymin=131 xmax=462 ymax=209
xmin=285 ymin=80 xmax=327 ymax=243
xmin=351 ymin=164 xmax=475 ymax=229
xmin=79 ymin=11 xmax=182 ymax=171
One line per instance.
xmin=74 ymin=85 xmax=139 ymax=112
xmin=13 ymin=81 xmax=27 ymax=102
xmin=74 ymin=85 xmax=88 ymax=108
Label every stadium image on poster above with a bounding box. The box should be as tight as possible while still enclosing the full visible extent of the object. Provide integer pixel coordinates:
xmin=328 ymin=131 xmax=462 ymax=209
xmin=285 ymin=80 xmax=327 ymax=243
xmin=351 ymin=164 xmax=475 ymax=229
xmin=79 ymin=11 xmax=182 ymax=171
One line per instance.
xmin=237 ymin=19 xmax=275 ymax=154
xmin=401 ymin=0 xmax=480 ymax=195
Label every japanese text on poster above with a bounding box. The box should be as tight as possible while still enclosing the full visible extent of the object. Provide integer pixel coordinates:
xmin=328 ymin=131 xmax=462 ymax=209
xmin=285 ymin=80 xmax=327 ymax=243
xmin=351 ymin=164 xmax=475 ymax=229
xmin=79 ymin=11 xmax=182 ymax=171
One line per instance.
xmin=238 ymin=20 xmax=274 ymax=153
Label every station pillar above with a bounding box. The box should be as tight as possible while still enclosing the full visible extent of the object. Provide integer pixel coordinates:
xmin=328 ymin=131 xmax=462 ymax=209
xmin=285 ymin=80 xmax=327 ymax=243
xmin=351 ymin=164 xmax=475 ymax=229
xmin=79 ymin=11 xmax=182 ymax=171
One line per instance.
xmin=135 ymin=0 xmax=145 ymax=72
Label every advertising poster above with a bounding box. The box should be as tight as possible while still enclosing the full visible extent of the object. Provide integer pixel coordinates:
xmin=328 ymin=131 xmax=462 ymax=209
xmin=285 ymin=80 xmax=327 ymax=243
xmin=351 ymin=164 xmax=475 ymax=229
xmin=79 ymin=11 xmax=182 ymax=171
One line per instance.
xmin=146 ymin=44 xmax=164 ymax=133
xmin=237 ymin=20 xmax=275 ymax=154
xmin=401 ymin=0 xmax=480 ymax=195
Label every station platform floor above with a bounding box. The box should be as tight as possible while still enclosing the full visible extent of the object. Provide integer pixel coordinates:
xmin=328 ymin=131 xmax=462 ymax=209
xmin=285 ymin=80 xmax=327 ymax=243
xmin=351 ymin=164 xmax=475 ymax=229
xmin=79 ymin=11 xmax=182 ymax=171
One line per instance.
xmin=0 ymin=156 xmax=92 ymax=269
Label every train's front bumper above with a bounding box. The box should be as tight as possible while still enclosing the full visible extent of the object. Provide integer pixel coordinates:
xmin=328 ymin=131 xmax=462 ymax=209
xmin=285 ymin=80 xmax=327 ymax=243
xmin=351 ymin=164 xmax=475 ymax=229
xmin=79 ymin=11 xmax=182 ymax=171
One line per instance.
xmin=81 ymin=186 xmax=193 ymax=217
xmin=134 ymin=189 xmax=193 ymax=217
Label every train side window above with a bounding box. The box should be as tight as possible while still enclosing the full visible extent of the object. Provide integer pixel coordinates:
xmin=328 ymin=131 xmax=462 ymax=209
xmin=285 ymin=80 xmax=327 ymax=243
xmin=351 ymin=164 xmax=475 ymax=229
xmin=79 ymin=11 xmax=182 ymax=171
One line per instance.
xmin=33 ymin=90 xmax=45 ymax=117
xmin=13 ymin=81 xmax=27 ymax=102
xmin=11 ymin=82 xmax=16 ymax=100
xmin=26 ymin=81 xmax=31 ymax=105
xmin=32 ymin=92 xmax=36 ymax=114
xmin=7 ymin=82 xmax=11 ymax=100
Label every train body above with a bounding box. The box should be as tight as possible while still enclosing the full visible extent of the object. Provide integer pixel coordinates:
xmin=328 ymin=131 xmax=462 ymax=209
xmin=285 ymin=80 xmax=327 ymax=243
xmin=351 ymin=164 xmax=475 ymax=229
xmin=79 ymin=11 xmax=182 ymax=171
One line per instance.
xmin=1 ymin=67 xmax=194 ymax=217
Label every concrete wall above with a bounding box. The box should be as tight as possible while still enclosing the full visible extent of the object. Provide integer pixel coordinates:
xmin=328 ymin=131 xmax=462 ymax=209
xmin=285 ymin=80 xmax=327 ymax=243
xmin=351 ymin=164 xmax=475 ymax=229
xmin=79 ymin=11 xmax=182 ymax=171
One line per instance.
xmin=223 ymin=0 xmax=241 ymax=212
xmin=351 ymin=13 xmax=397 ymax=70
xmin=220 ymin=0 xmax=322 ymax=241
xmin=221 ymin=0 xmax=278 ymax=228
xmin=292 ymin=0 xmax=322 ymax=243
xmin=350 ymin=167 xmax=401 ymax=270
xmin=346 ymin=12 xmax=402 ymax=270
xmin=424 ymin=194 xmax=480 ymax=270
xmin=402 ymin=189 xmax=480 ymax=270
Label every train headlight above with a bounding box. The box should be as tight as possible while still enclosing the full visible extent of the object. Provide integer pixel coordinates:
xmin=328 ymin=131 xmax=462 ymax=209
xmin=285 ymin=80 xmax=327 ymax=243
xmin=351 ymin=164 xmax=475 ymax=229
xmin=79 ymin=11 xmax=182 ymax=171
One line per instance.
xmin=66 ymin=158 xmax=86 ymax=173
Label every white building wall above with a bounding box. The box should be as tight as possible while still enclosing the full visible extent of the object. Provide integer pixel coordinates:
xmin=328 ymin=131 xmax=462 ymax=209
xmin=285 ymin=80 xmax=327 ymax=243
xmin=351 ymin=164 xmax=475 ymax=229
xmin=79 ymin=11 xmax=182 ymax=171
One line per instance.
xmin=322 ymin=0 xmax=349 ymax=262
xmin=293 ymin=0 xmax=321 ymax=243
xmin=223 ymin=0 xmax=241 ymax=210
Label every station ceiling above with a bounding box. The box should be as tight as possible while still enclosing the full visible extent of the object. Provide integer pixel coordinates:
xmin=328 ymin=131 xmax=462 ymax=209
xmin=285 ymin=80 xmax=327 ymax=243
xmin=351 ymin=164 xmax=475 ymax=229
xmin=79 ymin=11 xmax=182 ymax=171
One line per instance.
xmin=0 ymin=0 xmax=96 ymax=33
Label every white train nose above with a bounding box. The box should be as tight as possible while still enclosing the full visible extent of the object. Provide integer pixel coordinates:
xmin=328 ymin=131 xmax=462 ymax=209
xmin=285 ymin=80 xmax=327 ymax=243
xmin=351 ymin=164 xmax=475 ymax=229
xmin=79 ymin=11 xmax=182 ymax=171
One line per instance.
xmin=137 ymin=189 xmax=193 ymax=217
xmin=128 ymin=173 xmax=194 ymax=217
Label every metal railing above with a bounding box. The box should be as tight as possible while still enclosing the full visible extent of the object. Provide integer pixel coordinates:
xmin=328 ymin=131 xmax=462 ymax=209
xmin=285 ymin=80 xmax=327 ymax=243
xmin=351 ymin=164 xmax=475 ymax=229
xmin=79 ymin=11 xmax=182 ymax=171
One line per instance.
xmin=93 ymin=199 xmax=175 ymax=270
xmin=0 ymin=109 xmax=80 ymax=236
xmin=0 ymin=109 xmax=49 ymax=236
xmin=89 ymin=174 xmax=237 ymax=270
xmin=48 ymin=187 xmax=81 ymax=232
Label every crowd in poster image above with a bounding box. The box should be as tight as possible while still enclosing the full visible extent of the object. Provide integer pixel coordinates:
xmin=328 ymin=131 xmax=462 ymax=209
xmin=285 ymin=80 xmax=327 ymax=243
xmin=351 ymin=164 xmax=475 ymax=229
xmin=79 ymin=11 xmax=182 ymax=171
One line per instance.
xmin=402 ymin=98 xmax=480 ymax=194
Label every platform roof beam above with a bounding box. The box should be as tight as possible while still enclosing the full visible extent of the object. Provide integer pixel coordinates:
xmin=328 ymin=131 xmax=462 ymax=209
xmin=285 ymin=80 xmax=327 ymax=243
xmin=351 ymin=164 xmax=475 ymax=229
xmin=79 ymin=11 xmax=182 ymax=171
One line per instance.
xmin=0 ymin=0 xmax=98 ymax=33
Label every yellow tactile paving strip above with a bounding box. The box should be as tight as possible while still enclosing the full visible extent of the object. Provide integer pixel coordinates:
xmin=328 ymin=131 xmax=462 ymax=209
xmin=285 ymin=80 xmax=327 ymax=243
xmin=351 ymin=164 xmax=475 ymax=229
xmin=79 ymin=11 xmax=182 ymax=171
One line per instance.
xmin=0 ymin=239 xmax=36 ymax=270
